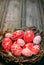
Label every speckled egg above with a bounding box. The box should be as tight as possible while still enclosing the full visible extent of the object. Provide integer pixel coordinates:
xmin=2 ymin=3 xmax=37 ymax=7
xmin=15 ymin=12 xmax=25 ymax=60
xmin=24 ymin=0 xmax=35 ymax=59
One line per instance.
xmin=33 ymin=35 xmax=41 ymax=44
xmin=5 ymin=33 xmax=12 ymax=38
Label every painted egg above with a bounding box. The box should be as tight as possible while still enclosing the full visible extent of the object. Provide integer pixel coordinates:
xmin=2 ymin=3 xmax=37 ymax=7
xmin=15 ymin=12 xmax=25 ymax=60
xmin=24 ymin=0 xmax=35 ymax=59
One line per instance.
xmin=33 ymin=35 xmax=41 ymax=44
xmin=2 ymin=38 xmax=13 ymax=51
xmin=31 ymin=45 xmax=40 ymax=55
xmin=11 ymin=43 xmax=22 ymax=56
xmin=22 ymin=48 xmax=32 ymax=57
xmin=24 ymin=30 xmax=34 ymax=43
xmin=5 ymin=33 xmax=12 ymax=38
xmin=17 ymin=39 xmax=25 ymax=47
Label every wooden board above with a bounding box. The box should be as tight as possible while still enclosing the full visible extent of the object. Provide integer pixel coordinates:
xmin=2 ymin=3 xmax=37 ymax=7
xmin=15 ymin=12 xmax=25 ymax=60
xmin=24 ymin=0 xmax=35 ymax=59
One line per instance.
xmin=0 ymin=0 xmax=44 ymax=31
xmin=22 ymin=0 xmax=43 ymax=30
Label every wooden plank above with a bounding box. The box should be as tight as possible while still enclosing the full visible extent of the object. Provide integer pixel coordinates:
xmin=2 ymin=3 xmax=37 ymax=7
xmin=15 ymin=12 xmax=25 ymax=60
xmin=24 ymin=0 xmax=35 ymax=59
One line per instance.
xmin=0 ymin=0 xmax=7 ymax=30
xmin=25 ymin=0 xmax=43 ymax=30
xmin=1 ymin=0 xmax=9 ymax=31
xmin=2 ymin=0 xmax=22 ymax=31
xmin=21 ymin=0 xmax=26 ymax=27
xmin=38 ymin=0 xmax=44 ymax=31
xmin=0 ymin=0 xmax=43 ymax=31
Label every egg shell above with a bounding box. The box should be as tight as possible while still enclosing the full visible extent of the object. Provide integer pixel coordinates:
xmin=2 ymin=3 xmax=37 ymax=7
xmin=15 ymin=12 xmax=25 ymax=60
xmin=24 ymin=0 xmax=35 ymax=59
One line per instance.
xmin=23 ymin=43 xmax=34 ymax=50
xmin=24 ymin=30 xmax=34 ymax=43
xmin=17 ymin=39 xmax=25 ymax=47
xmin=2 ymin=38 xmax=13 ymax=51
xmin=33 ymin=35 xmax=41 ymax=44
xmin=31 ymin=45 xmax=40 ymax=55
xmin=11 ymin=43 xmax=22 ymax=56
xmin=22 ymin=48 xmax=32 ymax=57
xmin=11 ymin=30 xmax=24 ymax=41
xmin=5 ymin=33 xmax=12 ymax=38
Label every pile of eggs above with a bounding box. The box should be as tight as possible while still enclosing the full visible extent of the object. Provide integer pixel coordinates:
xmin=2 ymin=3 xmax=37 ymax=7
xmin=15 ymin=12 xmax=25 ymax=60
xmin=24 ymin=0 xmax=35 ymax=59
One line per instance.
xmin=2 ymin=29 xmax=41 ymax=57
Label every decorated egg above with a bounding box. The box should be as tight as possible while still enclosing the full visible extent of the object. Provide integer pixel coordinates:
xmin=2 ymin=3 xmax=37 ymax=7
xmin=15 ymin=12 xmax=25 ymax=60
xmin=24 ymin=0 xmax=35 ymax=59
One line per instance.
xmin=11 ymin=43 xmax=22 ymax=56
xmin=23 ymin=43 xmax=34 ymax=50
xmin=31 ymin=45 xmax=40 ymax=55
xmin=17 ymin=39 xmax=25 ymax=47
xmin=24 ymin=30 xmax=34 ymax=43
xmin=11 ymin=30 xmax=24 ymax=41
xmin=22 ymin=48 xmax=32 ymax=57
xmin=5 ymin=33 xmax=12 ymax=38
xmin=2 ymin=38 xmax=13 ymax=51
xmin=33 ymin=35 xmax=41 ymax=44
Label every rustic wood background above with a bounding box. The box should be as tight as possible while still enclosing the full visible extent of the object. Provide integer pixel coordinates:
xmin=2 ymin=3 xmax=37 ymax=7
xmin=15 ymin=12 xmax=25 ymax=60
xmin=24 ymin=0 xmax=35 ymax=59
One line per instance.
xmin=0 ymin=0 xmax=44 ymax=32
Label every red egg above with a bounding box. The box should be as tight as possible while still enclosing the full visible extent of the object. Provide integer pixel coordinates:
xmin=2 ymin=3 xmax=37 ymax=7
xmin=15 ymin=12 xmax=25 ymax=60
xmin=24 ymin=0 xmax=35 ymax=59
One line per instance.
xmin=11 ymin=43 xmax=22 ymax=56
xmin=24 ymin=30 xmax=34 ymax=43
xmin=2 ymin=38 xmax=12 ymax=51
xmin=23 ymin=43 xmax=34 ymax=50
xmin=31 ymin=45 xmax=40 ymax=55
xmin=11 ymin=30 xmax=24 ymax=41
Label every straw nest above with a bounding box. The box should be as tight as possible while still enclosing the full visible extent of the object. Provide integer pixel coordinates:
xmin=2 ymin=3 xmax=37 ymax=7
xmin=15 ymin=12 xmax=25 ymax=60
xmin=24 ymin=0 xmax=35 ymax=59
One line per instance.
xmin=0 ymin=26 xmax=44 ymax=65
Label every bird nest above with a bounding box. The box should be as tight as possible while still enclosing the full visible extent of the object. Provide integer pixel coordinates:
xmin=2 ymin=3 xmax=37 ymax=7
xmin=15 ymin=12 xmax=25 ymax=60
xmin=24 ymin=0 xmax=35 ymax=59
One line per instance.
xmin=0 ymin=26 xmax=44 ymax=65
